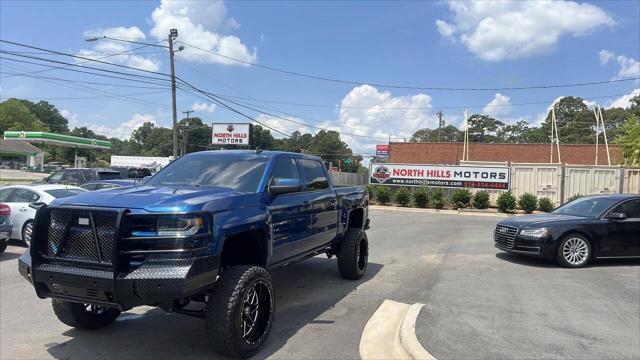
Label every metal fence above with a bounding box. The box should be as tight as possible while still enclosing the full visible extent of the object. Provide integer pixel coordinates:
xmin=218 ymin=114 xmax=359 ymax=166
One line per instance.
xmin=374 ymin=162 xmax=640 ymax=205
xmin=330 ymin=171 xmax=368 ymax=186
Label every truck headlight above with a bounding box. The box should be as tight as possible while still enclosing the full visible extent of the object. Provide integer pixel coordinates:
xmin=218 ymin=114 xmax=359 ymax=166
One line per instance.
xmin=519 ymin=228 xmax=548 ymax=238
xmin=157 ymin=215 xmax=205 ymax=237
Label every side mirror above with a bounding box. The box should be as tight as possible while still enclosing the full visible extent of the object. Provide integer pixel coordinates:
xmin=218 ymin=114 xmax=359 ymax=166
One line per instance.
xmin=142 ymin=176 xmax=151 ymax=184
xmin=29 ymin=202 xmax=46 ymax=210
xmin=269 ymin=178 xmax=303 ymax=195
xmin=609 ymin=212 xmax=627 ymax=221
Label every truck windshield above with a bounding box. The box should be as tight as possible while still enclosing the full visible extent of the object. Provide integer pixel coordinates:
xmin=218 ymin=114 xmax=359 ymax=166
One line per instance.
xmin=147 ymin=154 xmax=268 ymax=192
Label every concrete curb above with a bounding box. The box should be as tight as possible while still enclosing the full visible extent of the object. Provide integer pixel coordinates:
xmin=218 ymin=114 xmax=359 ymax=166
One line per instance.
xmin=360 ymin=300 xmax=436 ymax=360
xmin=370 ymin=205 xmax=515 ymax=218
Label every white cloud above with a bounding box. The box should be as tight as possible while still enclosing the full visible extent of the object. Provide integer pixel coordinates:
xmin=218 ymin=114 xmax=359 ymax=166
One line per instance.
xmin=607 ymin=89 xmax=640 ymax=109
xmin=149 ymin=0 xmax=257 ymax=65
xmin=192 ymin=101 xmax=216 ymax=113
xmin=436 ymin=1 xmax=614 ymax=61
xmin=483 ymin=93 xmax=512 ymax=116
xmin=90 ymin=114 xmax=157 ymax=140
xmin=62 ymin=111 xmax=156 ymax=140
xmin=254 ymin=114 xmax=310 ymax=139
xmin=77 ymin=26 xmax=161 ymax=72
xmin=60 ymin=109 xmax=80 ymax=128
xmin=598 ymin=50 xmax=640 ymax=80
xmin=599 ymin=49 xmax=615 ymax=64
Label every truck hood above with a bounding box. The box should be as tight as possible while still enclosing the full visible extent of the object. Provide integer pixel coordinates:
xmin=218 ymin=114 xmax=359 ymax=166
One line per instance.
xmin=53 ymin=185 xmax=261 ymax=212
xmin=498 ymin=213 xmax=589 ymax=227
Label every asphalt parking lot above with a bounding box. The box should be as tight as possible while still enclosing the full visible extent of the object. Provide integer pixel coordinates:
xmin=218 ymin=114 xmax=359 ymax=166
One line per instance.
xmin=1 ymin=208 xmax=639 ymax=359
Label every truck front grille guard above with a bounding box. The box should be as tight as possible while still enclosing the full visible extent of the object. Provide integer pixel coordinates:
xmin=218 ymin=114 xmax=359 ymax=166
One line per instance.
xmin=31 ymin=205 xmax=212 ymax=271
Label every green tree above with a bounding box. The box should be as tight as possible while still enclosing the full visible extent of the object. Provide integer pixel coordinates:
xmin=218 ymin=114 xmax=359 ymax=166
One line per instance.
xmin=0 ymin=98 xmax=48 ymax=133
xmin=131 ymin=122 xmax=156 ymax=148
xmin=251 ymin=125 xmax=276 ymax=150
xmin=410 ymin=128 xmax=434 ymax=142
xmin=540 ymin=96 xmax=594 ymax=144
xmin=20 ymin=100 xmax=68 ymax=133
xmin=467 ymin=114 xmax=504 ymax=143
xmin=616 ymin=115 xmax=640 ymax=165
xmin=178 ymin=117 xmax=211 ymax=154
xmin=497 ymin=120 xmax=534 ymax=143
xmin=410 ymin=125 xmax=461 ymax=142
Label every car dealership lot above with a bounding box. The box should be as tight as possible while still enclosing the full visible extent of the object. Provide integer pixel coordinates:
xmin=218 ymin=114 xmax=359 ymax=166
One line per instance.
xmin=1 ymin=209 xmax=638 ymax=359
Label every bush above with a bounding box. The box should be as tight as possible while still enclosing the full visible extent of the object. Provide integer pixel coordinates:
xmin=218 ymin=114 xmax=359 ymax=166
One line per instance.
xmin=566 ymin=194 xmax=584 ymax=203
xmin=497 ymin=191 xmax=517 ymax=213
xmin=431 ymin=188 xmax=445 ymax=209
xmin=538 ymin=197 xmax=554 ymax=212
xmin=395 ymin=187 xmax=411 ymax=207
xmin=413 ymin=186 xmax=430 ymax=208
xmin=472 ymin=191 xmax=491 ymax=209
xmin=518 ymin=193 xmax=538 ymax=214
xmin=366 ymin=184 xmax=376 ymax=200
xmin=375 ymin=185 xmax=391 ymax=205
xmin=452 ymin=189 xmax=472 ymax=208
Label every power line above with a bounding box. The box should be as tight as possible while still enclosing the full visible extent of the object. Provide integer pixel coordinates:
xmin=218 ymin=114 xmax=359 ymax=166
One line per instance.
xmin=178 ymin=40 xmax=640 ymax=92
xmin=0 ymin=90 xmax=167 ymax=101
xmin=0 ymin=39 xmax=169 ymax=78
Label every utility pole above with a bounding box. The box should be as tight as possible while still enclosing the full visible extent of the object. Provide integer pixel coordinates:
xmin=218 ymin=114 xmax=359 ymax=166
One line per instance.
xmin=436 ymin=111 xmax=444 ymax=142
xmin=169 ymin=28 xmax=179 ymax=158
xmin=181 ymin=110 xmax=194 ymax=156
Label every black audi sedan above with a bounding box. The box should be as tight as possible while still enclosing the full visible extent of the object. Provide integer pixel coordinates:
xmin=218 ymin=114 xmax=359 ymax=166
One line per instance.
xmin=495 ymin=194 xmax=640 ymax=267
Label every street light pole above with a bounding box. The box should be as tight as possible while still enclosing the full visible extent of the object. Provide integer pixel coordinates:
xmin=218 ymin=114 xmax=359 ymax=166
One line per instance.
xmin=168 ymin=29 xmax=179 ymax=158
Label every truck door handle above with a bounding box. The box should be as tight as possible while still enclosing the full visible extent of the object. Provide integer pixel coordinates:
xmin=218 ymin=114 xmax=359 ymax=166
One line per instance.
xmin=329 ymin=199 xmax=337 ymax=206
xmin=302 ymin=201 xmax=311 ymax=207
xmin=19 ymin=208 xmax=28 ymax=212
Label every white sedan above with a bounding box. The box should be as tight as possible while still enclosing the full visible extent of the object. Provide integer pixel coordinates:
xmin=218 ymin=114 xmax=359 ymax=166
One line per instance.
xmin=0 ymin=184 xmax=87 ymax=246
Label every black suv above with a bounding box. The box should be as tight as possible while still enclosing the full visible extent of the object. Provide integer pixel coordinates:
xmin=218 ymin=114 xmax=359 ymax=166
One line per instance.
xmin=44 ymin=168 xmax=123 ymax=185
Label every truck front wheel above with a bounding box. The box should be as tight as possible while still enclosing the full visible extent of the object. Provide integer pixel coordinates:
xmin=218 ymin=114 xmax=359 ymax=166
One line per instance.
xmin=338 ymin=229 xmax=369 ymax=280
xmin=52 ymin=300 xmax=121 ymax=330
xmin=206 ymin=266 xmax=275 ymax=358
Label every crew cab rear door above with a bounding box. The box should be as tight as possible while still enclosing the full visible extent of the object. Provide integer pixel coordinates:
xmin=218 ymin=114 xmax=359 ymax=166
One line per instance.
xmin=267 ymin=157 xmax=314 ymax=264
xmin=298 ymin=159 xmax=339 ymax=249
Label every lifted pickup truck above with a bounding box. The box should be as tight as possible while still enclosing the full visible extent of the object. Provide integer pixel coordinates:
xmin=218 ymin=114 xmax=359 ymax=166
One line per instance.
xmin=18 ymin=150 xmax=369 ymax=358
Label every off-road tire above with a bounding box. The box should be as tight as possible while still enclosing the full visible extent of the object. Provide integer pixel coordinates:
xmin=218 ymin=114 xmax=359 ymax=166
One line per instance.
xmin=206 ymin=266 xmax=274 ymax=358
xmin=0 ymin=240 xmax=7 ymax=254
xmin=556 ymin=233 xmax=592 ymax=268
xmin=338 ymin=229 xmax=369 ymax=280
xmin=52 ymin=300 xmax=121 ymax=329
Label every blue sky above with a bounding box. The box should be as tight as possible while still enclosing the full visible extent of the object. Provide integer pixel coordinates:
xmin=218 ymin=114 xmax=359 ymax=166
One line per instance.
xmin=1 ymin=0 xmax=639 ymax=155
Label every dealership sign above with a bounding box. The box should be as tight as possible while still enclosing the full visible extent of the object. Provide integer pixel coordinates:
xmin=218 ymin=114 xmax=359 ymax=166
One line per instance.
xmin=369 ymin=163 xmax=510 ymax=189
xmin=376 ymin=144 xmax=389 ymax=156
xmin=212 ymin=123 xmax=252 ymax=145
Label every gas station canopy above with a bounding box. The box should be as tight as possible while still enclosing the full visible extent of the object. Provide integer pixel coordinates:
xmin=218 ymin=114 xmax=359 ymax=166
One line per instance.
xmin=3 ymin=131 xmax=111 ymax=150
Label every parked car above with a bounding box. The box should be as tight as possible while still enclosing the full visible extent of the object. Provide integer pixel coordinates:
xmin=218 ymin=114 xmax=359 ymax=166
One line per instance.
xmin=0 ymin=204 xmax=12 ymax=254
xmin=44 ymin=168 xmax=123 ymax=185
xmin=0 ymin=184 xmax=87 ymax=246
xmin=81 ymin=179 xmax=140 ymax=191
xmin=111 ymin=166 xmax=153 ymax=179
xmin=19 ymin=150 xmax=370 ymax=358
xmin=495 ymin=194 xmax=640 ymax=267
xmin=43 ymin=162 xmax=65 ymax=173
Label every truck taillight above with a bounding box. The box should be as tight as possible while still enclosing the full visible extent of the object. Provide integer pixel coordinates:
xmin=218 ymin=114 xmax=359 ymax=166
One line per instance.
xmin=0 ymin=203 xmax=10 ymax=216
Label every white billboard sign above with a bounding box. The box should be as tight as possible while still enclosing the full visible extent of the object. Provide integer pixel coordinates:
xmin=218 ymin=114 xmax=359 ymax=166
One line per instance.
xmin=211 ymin=123 xmax=252 ymax=146
xmin=369 ymin=163 xmax=510 ymax=190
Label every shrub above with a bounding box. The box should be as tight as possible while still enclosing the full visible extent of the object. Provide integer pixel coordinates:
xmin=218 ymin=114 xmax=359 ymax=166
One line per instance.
xmin=538 ymin=197 xmax=554 ymax=212
xmin=375 ymin=185 xmax=391 ymax=205
xmin=497 ymin=191 xmax=517 ymax=213
xmin=472 ymin=191 xmax=491 ymax=209
xmin=518 ymin=193 xmax=538 ymax=213
xmin=413 ymin=186 xmax=430 ymax=208
xmin=452 ymin=188 xmax=472 ymax=208
xmin=431 ymin=188 xmax=445 ymax=209
xmin=366 ymin=184 xmax=376 ymax=200
xmin=395 ymin=187 xmax=411 ymax=207
xmin=566 ymin=194 xmax=584 ymax=203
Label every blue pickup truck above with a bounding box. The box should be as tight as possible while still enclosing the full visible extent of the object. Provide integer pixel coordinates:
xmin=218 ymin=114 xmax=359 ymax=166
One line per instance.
xmin=18 ymin=150 xmax=370 ymax=358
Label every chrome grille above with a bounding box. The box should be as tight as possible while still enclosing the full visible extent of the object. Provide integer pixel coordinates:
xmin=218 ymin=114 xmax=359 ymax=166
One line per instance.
xmin=45 ymin=209 xmax=117 ymax=264
xmin=494 ymin=225 xmax=518 ymax=249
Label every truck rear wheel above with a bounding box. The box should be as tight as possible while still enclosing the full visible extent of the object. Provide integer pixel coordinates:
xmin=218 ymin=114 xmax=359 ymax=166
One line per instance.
xmin=52 ymin=300 xmax=121 ymax=330
xmin=206 ymin=266 xmax=274 ymax=358
xmin=338 ymin=229 xmax=368 ymax=280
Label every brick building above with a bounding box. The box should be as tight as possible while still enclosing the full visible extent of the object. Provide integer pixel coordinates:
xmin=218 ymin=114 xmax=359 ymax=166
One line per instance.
xmin=388 ymin=142 xmax=624 ymax=165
